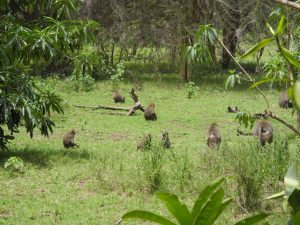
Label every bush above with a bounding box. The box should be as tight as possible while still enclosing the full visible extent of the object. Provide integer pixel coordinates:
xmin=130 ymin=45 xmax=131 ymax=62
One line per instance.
xmin=4 ymin=157 xmax=24 ymax=173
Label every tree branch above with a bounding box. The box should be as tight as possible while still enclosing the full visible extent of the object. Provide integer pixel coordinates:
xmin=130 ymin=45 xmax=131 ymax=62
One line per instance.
xmin=272 ymin=0 xmax=300 ymax=10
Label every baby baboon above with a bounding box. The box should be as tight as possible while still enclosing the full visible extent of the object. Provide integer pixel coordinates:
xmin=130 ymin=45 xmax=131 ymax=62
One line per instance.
xmin=278 ymin=90 xmax=293 ymax=109
xmin=161 ymin=131 xmax=171 ymax=148
xmin=227 ymin=106 xmax=239 ymax=113
xmin=137 ymin=134 xmax=152 ymax=151
xmin=112 ymin=91 xmax=125 ymax=103
xmin=63 ymin=129 xmax=79 ymax=149
xmin=206 ymin=123 xmax=221 ymax=149
xmin=252 ymin=120 xmax=273 ymax=146
xmin=144 ymin=103 xmax=157 ymax=121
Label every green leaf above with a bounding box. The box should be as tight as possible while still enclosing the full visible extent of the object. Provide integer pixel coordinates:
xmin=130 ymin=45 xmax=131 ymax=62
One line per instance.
xmin=266 ymin=22 xmax=275 ymax=36
xmin=293 ymin=80 xmax=300 ymax=111
xmin=191 ymin=178 xmax=224 ymax=220
xmin=248 ymin=78 xmax=290 ymax=89
xmin=241 ymin=38 xmax=274 ymax=59
xmin=213 ymin=198 xmax=232 ymax=222
xmin=275 ymin=15 xmax=286 ymax=36
xmin=234 ymin=213 xmax=269 ymax=225
xmin=280 ymin=46 xmax=300 ymax=70
xmin=122 ymin=210 xmax=176 ymax=225
xmin=156 ymin=192 xmax=193 ymax=225
xmin=292 ymin=211 xmax=300 ymax=225
xmin=194 ymin=188 xmax=225 ymax=225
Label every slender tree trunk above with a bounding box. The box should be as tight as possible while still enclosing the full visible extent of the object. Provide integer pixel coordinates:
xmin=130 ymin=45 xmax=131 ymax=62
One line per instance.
xmin=111 ymin=42 xmax=115 ymax=67
xmin=221 ymin=8 xmax=240 ymax=69
xmin=179 ymin=45 xmax=188 ymax=82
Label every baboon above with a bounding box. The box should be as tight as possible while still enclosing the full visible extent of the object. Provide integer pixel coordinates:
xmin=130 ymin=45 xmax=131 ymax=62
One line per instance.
xmin=161 ymin=131 xmax=171 ymax=148
xmin=206 ymin=123 xmax=221 ymax=149
xmin=278 ymin=90 xmax=293 ymax=109
xmin=227 ymin=106 xmax=239 ymax=113
xmin=237 ymin=120 xmax=273 ymax=146
xmin=112 ymin=91 xmax=125 ymax=103
xmin=144 ymin=103 xmax=157 ymax=121
xmin=137 ymin=134 xmax=152 ymax=151
xmin=252 ymin=120 xmax=273 ymax=146
xmin=63 ymin=129 xmax=79 ymax=148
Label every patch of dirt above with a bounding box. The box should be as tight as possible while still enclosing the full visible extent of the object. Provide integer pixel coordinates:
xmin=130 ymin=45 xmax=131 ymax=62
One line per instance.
xmin=0 ymin=210 xmax=12 ymax=218
xmin=106 ymin=132 xmax=129 ymax=141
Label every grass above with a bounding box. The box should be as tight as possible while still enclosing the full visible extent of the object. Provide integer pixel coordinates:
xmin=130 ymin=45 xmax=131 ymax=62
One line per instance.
xmin=0 ymin=68 xmax=299 ymax=224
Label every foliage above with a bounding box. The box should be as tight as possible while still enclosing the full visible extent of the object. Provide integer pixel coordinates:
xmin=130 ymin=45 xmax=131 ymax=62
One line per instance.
xmin=225 ymin=69 xmax=242 ymax=90
xmin=235 ymin=112 xmax=257 ymax=129
xmin=241 ymin=13 xmax=300 ymax=110
xmin=0 ymin=0 xmax=98 ymax=148
xmin=186 ymin=25 xmax=219 ymax=64
xmin=185 ymin=81 xmax=199 ymax=99
xmin=110 ymin=63 xmax=125 ymax=90
xmin=121 ymin=178 xmax=268 ymax=225
xmin=232 ymin=138 xmax=289 ymax=211
xmin=262 ymin=55 xmax=289 ymax=87
xmin=142 ymin=144 xmax=164 ymax=194
xmin=67 ymin=74 xmax=95 ymax=92
xmin=267 ymin=166 xmax=300 ymax=224
xmin=4 ymin=156 xmax=24 ymax=173
xmin=73 ymin=44 xmax=99 ymax=80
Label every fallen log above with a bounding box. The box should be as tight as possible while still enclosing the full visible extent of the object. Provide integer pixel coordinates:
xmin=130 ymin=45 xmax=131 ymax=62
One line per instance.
xmin=75 ymin=105 xmax=130 ymax=111
xmin=74 ymin=88 xmax=145 ymax=116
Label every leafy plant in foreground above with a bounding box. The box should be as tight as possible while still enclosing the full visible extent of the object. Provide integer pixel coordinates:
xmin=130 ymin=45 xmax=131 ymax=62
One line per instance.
xmin=267 ymin=166 xmax=300 ymax=225
xmin=119 ymin=178 xmax=268 ymax=225
xmin=4 ymin=156 xmax=24 ymax=173
xmin=185 ymin=81 xmax=199 ymax=99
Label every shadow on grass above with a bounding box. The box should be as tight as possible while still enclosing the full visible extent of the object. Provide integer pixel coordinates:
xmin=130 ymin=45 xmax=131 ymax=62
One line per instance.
xmin=0 ymin=146 xmax=92 ymax=168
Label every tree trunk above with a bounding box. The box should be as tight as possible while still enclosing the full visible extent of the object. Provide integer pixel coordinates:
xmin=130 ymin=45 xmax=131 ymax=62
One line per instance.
xmin=221 ymin=7 xmax=240 ymax=69
xmin=179 ymin=45 xmax=188 ymax=82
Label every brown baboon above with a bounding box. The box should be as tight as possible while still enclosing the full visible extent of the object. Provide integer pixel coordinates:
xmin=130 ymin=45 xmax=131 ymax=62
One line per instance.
xmin=161 ymin=131 xmax=171 ymax=148
xmin=206 ymin=123 xmax=221 ymax=149
xmin=144 ymin=103 xmax=157 ymax=121
xmin=252 ymin=120 xmax=273 ymax=146
xmin=137 ymin=134 xmax=152 ymax=151
xmin=278 ymin=90 xmax=293 ymax=109
xmin=227 ymin=106 xmax=239 ymax=113
xmin=237 ymin=120 xmax=273 ymax=146
xmin=112 ymin=91 xmax=125 ymax=103
xmin=63 ymin=130 xmax=79 ymax=149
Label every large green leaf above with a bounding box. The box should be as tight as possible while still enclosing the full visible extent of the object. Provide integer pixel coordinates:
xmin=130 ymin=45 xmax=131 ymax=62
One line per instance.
xmin=293 ymin=80 xmax=300 ymax=111
xmin=279 ymin=46 xmax=300 ymax=70
xmin=121 ymin=210 xmax=177 ymax=225
xmin=275 ymin=15 xmax=286 ymax=36
xmin=156 ymin=192 xmax=193 ymax=225
xmin=191 ymin=178 xmax=224 ymax=220
xmin=234 ymin=213 xmax=269 ymax=225
xmin=292 ymin=211 xmax=300 ymax=225
xmin=194 ymin=188 xmax=225 ymax=225
xmin=249 ymin=78 xmax=290 ymax=89
xmin=241 ymin=38 xmax=274 ymax=59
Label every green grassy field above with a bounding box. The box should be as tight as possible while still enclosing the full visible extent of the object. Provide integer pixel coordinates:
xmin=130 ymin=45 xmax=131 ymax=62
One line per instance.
xmin=0 ymin=71 xmax=299 ymax=224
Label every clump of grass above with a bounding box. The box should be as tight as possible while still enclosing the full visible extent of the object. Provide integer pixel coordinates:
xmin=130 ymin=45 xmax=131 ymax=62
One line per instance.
xmin=141 ymin=143 xmax=165 ymax=194
xmin=229 ymin=136 xmax=289 ymax=212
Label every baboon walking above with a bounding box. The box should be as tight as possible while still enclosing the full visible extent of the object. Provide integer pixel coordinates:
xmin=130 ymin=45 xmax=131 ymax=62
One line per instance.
xmin=137 ymin=134 xmax=152 ymax=151
xmin=63 ymin=129 xmax=79 ymax=148
xmin=227 ymin=106 xmax=239 ymax=113
xmin=278 ymin=90 xmax=292 ymax=109
xmin=161 ymin=131 xmax=171 ymax=148
xmin=252 ymin=120 xmax=273 ymax=146
xmin=113 ymin=91 xmax=125 ymax=103
xmin=206 ymin=123 xmax=221 ymax=149
xmin=237 ymin=120 xmax=273 ymax=146
xmin=144 ymin=103 xmax=157 ymax=121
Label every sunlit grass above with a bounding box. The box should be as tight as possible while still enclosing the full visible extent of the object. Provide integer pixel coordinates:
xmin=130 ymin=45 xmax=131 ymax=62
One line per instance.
xmin=0 ymin=72 xmax=297 ymax=224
